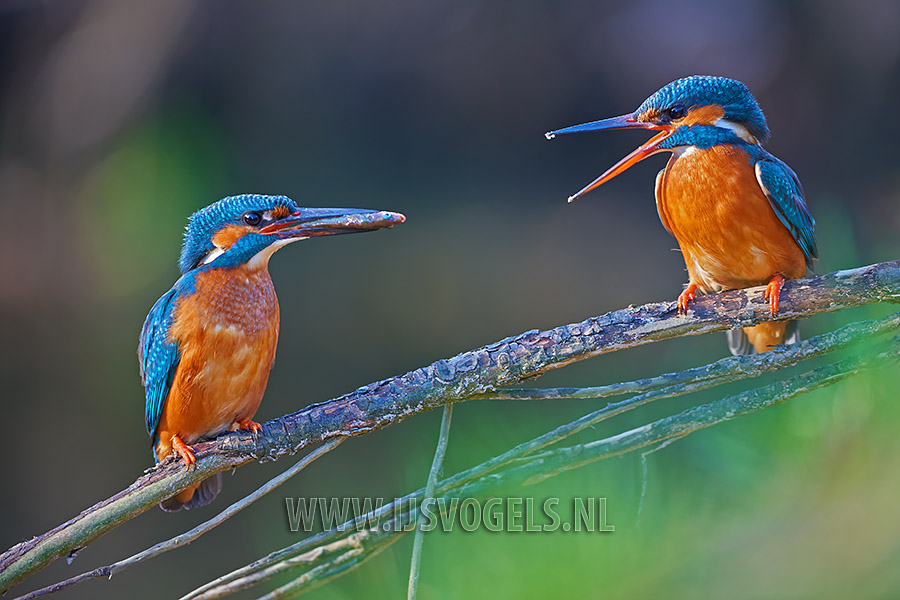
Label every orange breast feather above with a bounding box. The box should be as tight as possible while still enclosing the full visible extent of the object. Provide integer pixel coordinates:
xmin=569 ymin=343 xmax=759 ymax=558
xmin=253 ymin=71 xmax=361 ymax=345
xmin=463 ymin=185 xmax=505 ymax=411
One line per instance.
xmin=153 ymin=265 xmax=279 ymax=461
xmin=657 ymin=144 xmax=806 ymax=293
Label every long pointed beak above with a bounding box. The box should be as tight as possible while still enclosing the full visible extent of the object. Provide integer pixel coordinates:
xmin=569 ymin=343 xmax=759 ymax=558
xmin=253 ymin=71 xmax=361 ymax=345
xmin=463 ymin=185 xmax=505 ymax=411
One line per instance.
xmin=259 ymin=207 xmax=406 ymax=239
xmin=545 ymin=113 xmax=674 ymax=203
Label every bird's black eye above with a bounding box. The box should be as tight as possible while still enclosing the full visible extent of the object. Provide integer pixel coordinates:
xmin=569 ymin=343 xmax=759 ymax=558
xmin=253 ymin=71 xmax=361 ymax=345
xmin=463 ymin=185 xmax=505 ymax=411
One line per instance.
xmin=242 ymin=212 xmax=262 ymax=226
xmin=667 ymin=105 xmax=686 ymax=120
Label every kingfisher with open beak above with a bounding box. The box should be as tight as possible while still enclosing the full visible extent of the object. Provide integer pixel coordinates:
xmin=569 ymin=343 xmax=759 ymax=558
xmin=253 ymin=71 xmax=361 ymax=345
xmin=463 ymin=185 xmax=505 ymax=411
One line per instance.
xmin=139 ymin=194 xmax=405 ymax=510
xmin=546 ymin=75 xmax=817 ymax=354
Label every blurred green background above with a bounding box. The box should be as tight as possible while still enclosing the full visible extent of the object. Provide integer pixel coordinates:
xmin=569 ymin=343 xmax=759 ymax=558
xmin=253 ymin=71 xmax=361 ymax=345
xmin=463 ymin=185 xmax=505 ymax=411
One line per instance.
xmin=1 ymin=1 xmax=899 ymax=598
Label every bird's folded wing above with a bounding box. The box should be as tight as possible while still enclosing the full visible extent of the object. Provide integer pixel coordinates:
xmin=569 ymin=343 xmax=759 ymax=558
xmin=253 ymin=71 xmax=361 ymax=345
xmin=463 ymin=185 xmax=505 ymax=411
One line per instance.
xmin=754 ymin=157 xmax=818 ymax=264
xmin=138 ymin=286 xmax=182 ymax=441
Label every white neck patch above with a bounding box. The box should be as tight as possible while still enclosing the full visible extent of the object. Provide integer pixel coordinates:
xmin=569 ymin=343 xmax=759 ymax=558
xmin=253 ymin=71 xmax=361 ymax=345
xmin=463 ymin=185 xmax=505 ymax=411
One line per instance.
xmin=714 ymin=118 xmax=758 ymax=144
xmin=201 ymin=247 xmax=226 ymax=265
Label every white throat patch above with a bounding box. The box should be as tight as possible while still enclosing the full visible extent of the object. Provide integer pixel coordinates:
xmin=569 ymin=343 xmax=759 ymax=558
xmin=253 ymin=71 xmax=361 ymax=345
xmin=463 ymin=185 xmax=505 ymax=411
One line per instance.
xmin=246 ymin=237 xmax=306 ymax=270
xmin=201 ymin=236 xmax=307 ymax=269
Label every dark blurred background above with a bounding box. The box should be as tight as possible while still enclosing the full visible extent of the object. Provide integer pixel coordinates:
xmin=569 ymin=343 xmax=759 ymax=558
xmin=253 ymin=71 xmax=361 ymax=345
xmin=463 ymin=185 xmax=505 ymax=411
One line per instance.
xmin=2 ymin=1 xmax=899 ymax=598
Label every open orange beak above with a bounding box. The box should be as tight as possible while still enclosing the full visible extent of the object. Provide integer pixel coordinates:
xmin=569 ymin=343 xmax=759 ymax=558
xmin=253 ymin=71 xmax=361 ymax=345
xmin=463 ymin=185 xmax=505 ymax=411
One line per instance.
xmin=545 ymin=113 xmax=674 ymax=202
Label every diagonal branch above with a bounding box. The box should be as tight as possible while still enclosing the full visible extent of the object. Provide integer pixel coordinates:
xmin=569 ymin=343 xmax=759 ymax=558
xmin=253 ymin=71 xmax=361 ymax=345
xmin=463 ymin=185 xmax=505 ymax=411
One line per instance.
xmin=11 ymin=438 xmax=345 ymax=600
xmin=181 ymin=321 xmax=900 ymax=599
xmin=2 ymin=259 xmax=899 ymax=594
xmin=476 ymin=311 xmax=900 ymax=401
xmin=198 ymin=333 xmax=900 ymax=598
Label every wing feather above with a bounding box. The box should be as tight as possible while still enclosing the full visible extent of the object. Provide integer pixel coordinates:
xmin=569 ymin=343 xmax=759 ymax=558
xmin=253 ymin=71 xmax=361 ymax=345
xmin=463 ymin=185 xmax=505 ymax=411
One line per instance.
xmin=138 ymin=287 xmax=181 ymax=439
xmin=754 ymin=158 xmax=818 ymax=266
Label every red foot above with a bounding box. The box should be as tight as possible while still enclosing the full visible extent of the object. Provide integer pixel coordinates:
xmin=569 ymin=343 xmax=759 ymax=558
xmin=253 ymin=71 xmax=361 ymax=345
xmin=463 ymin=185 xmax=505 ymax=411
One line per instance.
xmin=764 ymin=274 xmax=785 ymax=315
xmin=677 ymin=283 xmax=699 ymax=314
xmin=171 ymin=435 xmax=196 ymax=466
xmin=236 ymin=418 xmax=263 ymax=433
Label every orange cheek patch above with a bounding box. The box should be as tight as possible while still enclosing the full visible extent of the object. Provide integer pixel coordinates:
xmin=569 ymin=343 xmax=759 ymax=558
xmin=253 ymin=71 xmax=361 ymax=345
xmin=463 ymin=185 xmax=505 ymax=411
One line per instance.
xmin=212 ymin=225 xmax=254 ymax=250
xmin=270 ymin=205 xmax=293 ymax=220
xmin=636 ymin=109 xmax=660 ymax=123
xmin=683 ymin=104 xmax=726 ymax=126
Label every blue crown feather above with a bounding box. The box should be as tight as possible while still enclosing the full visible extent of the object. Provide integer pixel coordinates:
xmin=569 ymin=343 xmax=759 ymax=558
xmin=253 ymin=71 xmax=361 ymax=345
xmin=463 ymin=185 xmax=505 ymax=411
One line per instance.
xmin=178 ymin=195 xmax=298 ymax=273
xmin=636 ymin=76 xmax=770 ymax=142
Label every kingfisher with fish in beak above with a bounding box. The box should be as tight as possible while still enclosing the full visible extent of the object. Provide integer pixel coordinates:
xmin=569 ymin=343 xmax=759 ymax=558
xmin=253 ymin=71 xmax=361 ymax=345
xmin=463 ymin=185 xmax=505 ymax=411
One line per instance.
xmin=139 ymin=194 xmax=405 ymax=510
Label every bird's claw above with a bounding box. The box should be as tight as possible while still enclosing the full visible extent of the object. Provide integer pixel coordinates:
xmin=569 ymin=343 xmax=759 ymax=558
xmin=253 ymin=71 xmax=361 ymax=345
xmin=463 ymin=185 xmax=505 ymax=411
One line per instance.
xmin=171 ymin=435 xmax=196 ymax=466
xmin=236 ymin=418 xmax=263 ymax=433
xmin=764 ymin=274 xmax=785 ymax=315
xmin=677 ymin=283 xmax=698 ymax=314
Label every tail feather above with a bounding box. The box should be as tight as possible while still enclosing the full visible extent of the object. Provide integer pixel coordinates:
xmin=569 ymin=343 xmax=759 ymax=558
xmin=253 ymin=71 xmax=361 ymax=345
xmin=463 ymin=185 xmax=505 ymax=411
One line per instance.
xmin=726 ymin=320 xmax=800 ymax=356
xmin=159 ymin=473 xmax=223 ymax=512
xmin=726 ymin=328 xmax=754 ymax=355
xmin=783 ymin=320 xmax=800 ymax=345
